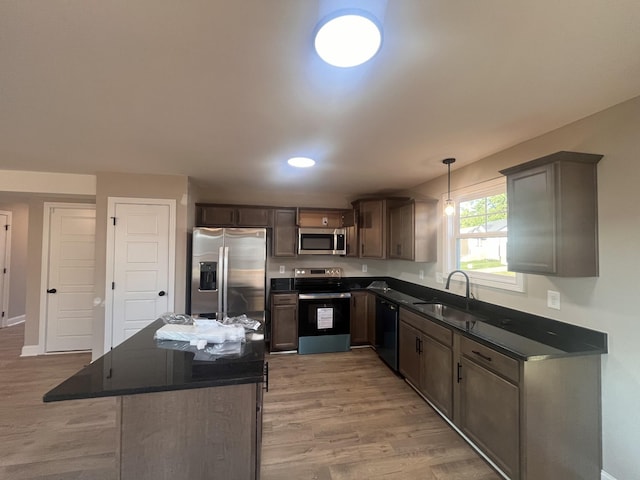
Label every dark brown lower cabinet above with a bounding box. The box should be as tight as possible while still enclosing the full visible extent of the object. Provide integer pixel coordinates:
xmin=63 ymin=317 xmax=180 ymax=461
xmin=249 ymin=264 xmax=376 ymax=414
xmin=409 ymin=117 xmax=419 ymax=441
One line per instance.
xmin=421 ymin=334 xmax=453 ymax=418
xmin=399 ymin=307 xmax=603 ymax=480
xmin=458 ymin=355 xmax=520 ymax=479
xmin=398 ymin=320 xmax=421 ymax=386
xmin=350 ymin=291 xmax=374 ymax=345
xmin=399 ymin=309 xmax=453 ymax=419
xmin=270 ymin=293 xmax=298 ymax=351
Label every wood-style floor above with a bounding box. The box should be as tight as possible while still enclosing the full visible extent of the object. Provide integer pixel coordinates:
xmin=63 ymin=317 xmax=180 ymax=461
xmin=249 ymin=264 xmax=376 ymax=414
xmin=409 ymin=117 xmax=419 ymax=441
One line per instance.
xmin=0 ymin=324 xmax=116 ymax=479
xmin=262 ymin=349 xmax=500 ymax=480
xmin=0 ymin=325 xmax=500 ymax=479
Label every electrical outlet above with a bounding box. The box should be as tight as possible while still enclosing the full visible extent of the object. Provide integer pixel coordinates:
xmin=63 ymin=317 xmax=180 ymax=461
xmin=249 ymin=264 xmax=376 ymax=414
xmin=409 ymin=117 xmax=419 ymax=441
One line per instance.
xmin=419 ymin=270 xmax=425 ymax=280
xmin=362 ymin=264 xmax=368 ymax=273
xmin=547 ymin=290 xmax=561 ymax=310
xmin=435 ymin=272 xmax=443 ymax=284
xmin=279 ymin=265 xmax=285 ymax=274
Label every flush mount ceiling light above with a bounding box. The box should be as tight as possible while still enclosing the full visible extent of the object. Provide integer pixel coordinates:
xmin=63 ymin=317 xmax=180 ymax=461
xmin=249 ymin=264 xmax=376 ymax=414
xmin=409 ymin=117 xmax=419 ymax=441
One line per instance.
xmin=314 ymin=9 xmax=383 ymax=68
xmin=287 ymin=157 xmax=316 ymax=168
xmin=442 ymin=158 xmax=456 ymax=216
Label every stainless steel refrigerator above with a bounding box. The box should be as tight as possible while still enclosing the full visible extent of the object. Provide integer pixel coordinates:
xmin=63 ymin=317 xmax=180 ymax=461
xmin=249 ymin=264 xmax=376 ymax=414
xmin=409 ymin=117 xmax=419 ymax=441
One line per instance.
xmin=190 ymin=227 xmax=266 ymax=316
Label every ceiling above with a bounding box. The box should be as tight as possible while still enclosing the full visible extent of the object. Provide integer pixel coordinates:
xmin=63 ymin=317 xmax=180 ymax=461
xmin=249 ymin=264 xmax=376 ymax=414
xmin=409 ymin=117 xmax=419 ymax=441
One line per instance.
xmin=1 ymin=0 xmax=639 ymax=200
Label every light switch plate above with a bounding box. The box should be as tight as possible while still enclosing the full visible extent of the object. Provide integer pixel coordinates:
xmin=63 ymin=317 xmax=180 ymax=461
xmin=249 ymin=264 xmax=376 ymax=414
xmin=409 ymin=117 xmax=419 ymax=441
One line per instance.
xmin=435 ymin=272 xmax=443 ymax=284
xmin=419 ymin=270 xmax=425 ymax=280
xmin=279 ymin=265 xmax=285 ymax=274
xmin=547 ymin=290 xmax=561 ymax=310
xmin=362 ymin=264 xmax=368 ymax=273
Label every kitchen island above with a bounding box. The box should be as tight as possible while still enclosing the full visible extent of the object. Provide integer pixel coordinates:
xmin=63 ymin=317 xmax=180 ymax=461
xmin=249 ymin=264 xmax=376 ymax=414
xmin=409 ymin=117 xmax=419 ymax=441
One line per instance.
xmin=44 ymin=313 xmax=266 ymax=480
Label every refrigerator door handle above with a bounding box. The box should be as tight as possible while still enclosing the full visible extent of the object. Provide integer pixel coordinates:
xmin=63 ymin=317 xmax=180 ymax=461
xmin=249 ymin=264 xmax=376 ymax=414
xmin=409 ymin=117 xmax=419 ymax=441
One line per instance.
xmin=223 ymin=246 xmax=230 ymax=313
xmin=218 ymin=246 xmax=224 ymax=313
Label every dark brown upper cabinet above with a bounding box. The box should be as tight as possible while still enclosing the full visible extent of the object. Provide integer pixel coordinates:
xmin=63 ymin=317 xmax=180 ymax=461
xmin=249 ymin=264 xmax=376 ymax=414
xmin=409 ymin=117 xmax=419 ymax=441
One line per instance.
xmin=500 ymin=151 xmax=603 ymax=277
xmin=196 ymin=204 xmax=272 ymax=227
xmin=272 ymin=208 xmax=297 ymax=257
xmin=388 ymin=199 xmax=438 ymax=262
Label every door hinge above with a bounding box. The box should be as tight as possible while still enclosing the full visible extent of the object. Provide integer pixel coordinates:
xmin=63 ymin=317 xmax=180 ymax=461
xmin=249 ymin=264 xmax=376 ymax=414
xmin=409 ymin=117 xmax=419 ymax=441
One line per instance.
xmin=1 ymin=311 xmax=4 ymax=318
xmin=110 ymin=217 xmax=116 ymax=226
xmin=4 ymin=224 xmax=8 ymax=231
xmin=3 ymin=268 xmax=6 ymax=274
xmin=111 ymin=282 xmax=115 ymax=290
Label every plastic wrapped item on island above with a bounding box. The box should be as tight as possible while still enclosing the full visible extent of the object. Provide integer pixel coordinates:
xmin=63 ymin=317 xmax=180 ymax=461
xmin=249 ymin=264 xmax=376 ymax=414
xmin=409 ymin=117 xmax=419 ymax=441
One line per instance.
xmin=221 ymin=313 xmax=261 ymax=331
xmin=155 ymin=339 xmax=245 ymax=360
xmin=159 ymin=312 xmax=193 ymax=325
xmin=154 ymin=320 xmax=246 ymax=345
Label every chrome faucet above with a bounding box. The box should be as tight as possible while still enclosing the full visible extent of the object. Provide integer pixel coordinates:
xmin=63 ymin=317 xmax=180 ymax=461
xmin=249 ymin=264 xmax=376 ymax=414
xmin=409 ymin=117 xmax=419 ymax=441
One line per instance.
xmin=445 ymin=270 xmax=471 ymax=310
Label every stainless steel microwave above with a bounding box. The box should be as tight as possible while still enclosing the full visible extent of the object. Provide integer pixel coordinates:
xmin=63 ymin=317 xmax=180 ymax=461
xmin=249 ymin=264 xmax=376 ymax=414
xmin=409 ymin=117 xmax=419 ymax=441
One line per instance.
xmin=298 ymin=228 xmax=346 ymax=255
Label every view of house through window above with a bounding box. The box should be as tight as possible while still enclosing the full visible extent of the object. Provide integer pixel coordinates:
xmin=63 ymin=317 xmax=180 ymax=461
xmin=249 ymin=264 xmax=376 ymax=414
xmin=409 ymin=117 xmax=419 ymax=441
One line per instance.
xmin=444 ymin=178 xmax=523 ymax=291
xmin=458 ymin=192 xmax=510 ymax=275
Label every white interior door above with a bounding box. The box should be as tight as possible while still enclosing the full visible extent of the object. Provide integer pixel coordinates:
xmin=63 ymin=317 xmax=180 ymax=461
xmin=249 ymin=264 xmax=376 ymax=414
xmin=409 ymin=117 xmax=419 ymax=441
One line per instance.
xmin=45 ymin=206 xmax=96 ymax=352
xmin=109 ymin=200 xmax=175 ymax=348
xmin=0 ymin=212 xmax=9 ymax=327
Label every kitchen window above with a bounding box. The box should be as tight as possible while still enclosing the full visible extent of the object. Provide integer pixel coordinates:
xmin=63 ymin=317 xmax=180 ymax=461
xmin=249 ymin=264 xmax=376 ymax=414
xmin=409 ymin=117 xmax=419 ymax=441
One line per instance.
xmin=443 ymin=177 xmax=524 ymax=292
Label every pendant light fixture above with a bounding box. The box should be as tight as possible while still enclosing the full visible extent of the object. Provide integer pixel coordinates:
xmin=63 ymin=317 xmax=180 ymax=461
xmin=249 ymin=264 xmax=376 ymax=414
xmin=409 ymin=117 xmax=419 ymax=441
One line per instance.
xmin=442 ymin=158 xmax=456 ymax=216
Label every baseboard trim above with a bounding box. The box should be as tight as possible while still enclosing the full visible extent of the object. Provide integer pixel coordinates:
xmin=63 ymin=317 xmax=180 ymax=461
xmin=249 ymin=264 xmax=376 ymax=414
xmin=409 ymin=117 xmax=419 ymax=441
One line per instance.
xmin=602 ymin=470 xmax=617 ymax=480
xmin=6 ymin=314 xmax=25 ymax=327
xmin=21 ymin=345 xmax=42 ymax=357
xmin=403 ymin=378 xmax=510 ymax=480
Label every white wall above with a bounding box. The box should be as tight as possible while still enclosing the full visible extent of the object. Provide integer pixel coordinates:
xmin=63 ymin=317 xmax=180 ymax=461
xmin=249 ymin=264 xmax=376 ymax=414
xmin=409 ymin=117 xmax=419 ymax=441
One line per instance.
xmin=398 ymin=95 xmax=640 ymax=480
xmin=0 ymin=202 xmax=28 ymax=320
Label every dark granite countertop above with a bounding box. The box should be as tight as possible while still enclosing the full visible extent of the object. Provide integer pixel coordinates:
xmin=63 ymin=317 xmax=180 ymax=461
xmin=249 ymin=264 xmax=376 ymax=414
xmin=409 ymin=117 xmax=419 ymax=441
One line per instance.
xmin=43 ymin=312 xmax=266 ymax=402
xmin=268 ymin=276 xmax=607 ymax=360
xmin=359 ymin=282 xmax=607 ymax=361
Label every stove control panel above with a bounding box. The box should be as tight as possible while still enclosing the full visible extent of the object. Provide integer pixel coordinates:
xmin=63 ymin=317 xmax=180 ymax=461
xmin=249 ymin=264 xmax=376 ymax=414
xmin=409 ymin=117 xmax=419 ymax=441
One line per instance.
xmin=294 ymin=267 xmax=343 ymax=278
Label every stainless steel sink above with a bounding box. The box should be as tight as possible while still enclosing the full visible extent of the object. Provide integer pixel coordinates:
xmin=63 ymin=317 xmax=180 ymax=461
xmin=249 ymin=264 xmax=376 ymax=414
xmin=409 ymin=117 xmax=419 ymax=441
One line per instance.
xmin=412 ymin=302 xmax=482 ymax=327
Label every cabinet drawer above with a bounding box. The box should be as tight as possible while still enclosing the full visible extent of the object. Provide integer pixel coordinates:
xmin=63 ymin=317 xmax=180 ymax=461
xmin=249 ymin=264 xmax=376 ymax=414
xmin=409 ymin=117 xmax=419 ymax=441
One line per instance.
xmin=460 ymin=336 xmax=520 ymax=383
xmin=400 ymin=308 xmax=452 ymax=347
xmin=421 ymin=317 xmax=452 ymax=347
xmin=271 ymin=294 xmax=297 ymax=305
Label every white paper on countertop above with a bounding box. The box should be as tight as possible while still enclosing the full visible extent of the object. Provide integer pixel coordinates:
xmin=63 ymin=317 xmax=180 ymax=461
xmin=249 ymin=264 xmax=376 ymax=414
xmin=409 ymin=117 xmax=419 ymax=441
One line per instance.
xmin=154 ymin=322 xmax=245 ymax=344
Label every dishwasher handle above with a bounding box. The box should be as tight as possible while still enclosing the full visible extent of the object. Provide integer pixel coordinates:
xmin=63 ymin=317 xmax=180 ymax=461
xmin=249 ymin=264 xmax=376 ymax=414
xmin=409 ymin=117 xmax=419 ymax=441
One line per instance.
xmin=379 ymin=299 xmax=398 ymax=311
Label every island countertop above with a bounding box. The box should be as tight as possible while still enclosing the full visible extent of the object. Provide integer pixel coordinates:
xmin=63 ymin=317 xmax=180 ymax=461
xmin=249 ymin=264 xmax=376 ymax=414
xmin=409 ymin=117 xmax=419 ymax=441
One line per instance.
xmin=43 ymin=312 xmax=266 ymax=403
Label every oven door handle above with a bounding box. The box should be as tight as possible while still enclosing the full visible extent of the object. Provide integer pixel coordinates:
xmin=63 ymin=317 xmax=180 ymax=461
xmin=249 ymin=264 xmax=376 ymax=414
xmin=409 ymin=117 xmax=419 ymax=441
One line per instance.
xmin=298 ymin=292 xmax=352 ymax=300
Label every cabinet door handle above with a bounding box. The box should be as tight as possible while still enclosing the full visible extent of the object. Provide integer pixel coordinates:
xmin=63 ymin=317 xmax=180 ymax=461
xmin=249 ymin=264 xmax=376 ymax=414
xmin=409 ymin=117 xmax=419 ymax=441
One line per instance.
xmin=457 ymin=362 xmax=462 ymax=383
xmin=471 ymin=350 xmax=492 ymax=362
xmin=418 ymin=338 xmax=423 ymax=354
xmin=263 ymin=362 xmax=269 ymax=392
xmin=415 ymin=336 xmax=419 ymax=353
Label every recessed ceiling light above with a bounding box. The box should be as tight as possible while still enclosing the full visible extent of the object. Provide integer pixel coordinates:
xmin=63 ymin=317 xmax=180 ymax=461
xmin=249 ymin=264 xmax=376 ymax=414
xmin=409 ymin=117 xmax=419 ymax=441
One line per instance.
xmin=314 ymin=9 xmax=383 ymax=68
xmin=287 ymin=157 xmax=316 ymax=168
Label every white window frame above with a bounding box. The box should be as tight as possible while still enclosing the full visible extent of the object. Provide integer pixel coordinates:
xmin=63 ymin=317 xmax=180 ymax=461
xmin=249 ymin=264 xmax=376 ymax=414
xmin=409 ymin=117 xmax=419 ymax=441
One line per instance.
xmin=442 ymin=177 xmax=525 ymax=292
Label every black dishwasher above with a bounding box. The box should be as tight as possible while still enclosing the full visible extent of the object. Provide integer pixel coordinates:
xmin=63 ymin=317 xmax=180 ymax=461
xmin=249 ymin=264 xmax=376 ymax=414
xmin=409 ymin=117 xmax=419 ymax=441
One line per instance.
xmin=376 ymin=297 xmax=399 ymax=372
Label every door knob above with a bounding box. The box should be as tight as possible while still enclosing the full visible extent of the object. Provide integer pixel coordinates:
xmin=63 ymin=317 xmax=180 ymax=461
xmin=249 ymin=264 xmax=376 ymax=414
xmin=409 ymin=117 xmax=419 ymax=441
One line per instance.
xmin=158 ymin=291 xmax=166 ymax=296
xmin=46 ymin=288 xmax=57 ymax=294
